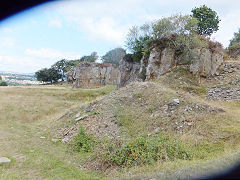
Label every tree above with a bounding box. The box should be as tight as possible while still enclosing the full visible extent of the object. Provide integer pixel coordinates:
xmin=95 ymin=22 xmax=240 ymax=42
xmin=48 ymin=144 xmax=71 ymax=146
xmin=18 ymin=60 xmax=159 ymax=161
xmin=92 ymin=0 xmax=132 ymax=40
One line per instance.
xmin=228 ymin=29 xmax=240 ymax=58
xmin=191 ymin=5 xmax=220 ymax=36
xmin=0 ymin=81 xmax=7 ymax=86
xmin=101 ymin=48 xmax=126 ymax=65
xmin=65 ymin=59 xmax=81 ymax=72
xmin=52 ymin=59 xmax=68 ymax=81
xmin=125 ymin=15 xmax=199 ymax=62
xmin=229 ymin=29 xmax=240 ymax=47
xmin=79 ymin=52 xmax=98 ymax=63
xmin=125 ymin=24 xmax=153 ymax=62
xmin=0 ymin=75 xmax=2 ymax=81
xmin=35 ymin=68 xmax=61 ymax=83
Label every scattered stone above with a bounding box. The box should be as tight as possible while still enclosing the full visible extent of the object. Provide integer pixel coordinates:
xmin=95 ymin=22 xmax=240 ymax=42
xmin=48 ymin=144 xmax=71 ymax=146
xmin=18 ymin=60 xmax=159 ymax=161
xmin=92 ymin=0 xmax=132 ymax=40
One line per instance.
xmin=29 ymin=150 xmax=34 ymax=153
xmin=75 ymin=115 xmax=88 ymax=122
xmin=187 ymin=122 xmax=193 ymax=126
xmin=0 ymin=157 xmax=11 ymax=164
xmin=207 ymin=87 xmax=240 ymax=101
xmin=75 ymin=112 xmax=81 ymax=118
xmin=62 ymin=137 xmax=70 ymax=143
xmin=172 ymin=98 xmax=180 ymax=104
xmin=153 ymin=127 xmax=161 ymax=134
xmin=84 ymin=107 xmax=91 ymax=113
xmin=51 ymin=138 xmax=59 ymax=143
xmin=40 ymin=136 xmax=46 ymax=139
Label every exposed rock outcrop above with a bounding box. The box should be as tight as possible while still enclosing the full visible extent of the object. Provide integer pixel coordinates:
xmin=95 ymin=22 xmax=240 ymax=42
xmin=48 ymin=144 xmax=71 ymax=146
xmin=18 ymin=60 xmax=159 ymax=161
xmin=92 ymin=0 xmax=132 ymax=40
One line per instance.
xmin=67 ymin=62 xmax=119 ymax=88
xmin=118 ymin=54 xmax=141 ymax=87
xmin=189 ymin=48 xmax=224 ymax=76
xmin=119 ymin=45 xmax=224 ymax=86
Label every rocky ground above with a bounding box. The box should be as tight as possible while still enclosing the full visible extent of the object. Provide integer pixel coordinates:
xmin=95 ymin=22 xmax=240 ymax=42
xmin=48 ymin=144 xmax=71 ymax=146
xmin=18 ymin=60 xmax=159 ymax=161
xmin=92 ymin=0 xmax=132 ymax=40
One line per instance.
xmin=206 ymin=61 xmax=240 ymax=101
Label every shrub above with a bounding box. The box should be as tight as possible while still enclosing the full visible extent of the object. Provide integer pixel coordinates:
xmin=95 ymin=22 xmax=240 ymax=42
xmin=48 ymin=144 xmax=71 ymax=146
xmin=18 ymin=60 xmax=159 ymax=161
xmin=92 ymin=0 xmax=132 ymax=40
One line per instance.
xmin=73 ymin=127 xmax=95 ymax=153
xmin=99 ymin=134 xmax=192 ymax=167
xmin=0 ymin=81 xmax=8 ymax=86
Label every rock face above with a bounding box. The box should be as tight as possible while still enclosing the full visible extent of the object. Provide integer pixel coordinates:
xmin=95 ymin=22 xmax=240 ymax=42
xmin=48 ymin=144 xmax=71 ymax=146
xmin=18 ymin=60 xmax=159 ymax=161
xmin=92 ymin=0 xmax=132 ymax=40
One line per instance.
xmin=67 ymin=62 xmax=119 ymax=88
xmin=146 ymin=47 xmax=176 ymax=80
xmin=190 ymin=48 xmax=224 ymax=76
xmin=118 ymin=54 xmax=141 ymax=87
xmin=119 ymin=46 xmax=224 ymax=86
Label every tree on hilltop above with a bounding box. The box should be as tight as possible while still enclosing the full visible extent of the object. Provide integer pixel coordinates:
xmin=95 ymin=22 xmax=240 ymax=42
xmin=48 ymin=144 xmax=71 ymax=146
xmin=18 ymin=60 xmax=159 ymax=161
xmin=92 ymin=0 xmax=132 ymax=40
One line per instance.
xmin=101 ymin=48 xmax=126 ymax=66
xmin=191 ymin=5 xmax=220 ymax=36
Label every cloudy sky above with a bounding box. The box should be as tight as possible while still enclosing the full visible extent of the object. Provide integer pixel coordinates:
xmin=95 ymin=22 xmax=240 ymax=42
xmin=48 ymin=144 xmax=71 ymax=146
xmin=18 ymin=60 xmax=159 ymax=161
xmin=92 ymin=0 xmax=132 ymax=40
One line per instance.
xmin=0 ymin=0 xmax=239 ymax=73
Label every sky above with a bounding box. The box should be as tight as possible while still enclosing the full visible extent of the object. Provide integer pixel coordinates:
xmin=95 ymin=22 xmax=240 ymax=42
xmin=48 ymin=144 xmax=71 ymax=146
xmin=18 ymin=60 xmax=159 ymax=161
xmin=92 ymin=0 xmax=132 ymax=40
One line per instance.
xmin=0 ymin=0 xmax=240 ymax=73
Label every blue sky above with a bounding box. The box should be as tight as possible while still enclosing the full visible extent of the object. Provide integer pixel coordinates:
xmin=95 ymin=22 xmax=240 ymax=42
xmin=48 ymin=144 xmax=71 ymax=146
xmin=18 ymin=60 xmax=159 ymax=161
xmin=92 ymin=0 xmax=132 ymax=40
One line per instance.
xmin=0 ymin=0 xmax=239 ymax=73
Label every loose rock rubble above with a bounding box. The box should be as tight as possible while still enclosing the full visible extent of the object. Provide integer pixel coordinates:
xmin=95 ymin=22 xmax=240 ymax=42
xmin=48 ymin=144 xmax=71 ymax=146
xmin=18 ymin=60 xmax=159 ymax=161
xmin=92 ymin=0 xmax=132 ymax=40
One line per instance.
xmin=207 ymin=87 xmax=240 ymax=101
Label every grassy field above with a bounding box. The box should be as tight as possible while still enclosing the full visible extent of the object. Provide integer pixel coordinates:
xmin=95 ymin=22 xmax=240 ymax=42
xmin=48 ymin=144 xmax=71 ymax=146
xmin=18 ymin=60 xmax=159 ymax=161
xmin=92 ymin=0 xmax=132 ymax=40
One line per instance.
xmin=1 ymin=78 xmax=240 ymax=179
xmin=0 ymin=85 xmax=114 ymax=180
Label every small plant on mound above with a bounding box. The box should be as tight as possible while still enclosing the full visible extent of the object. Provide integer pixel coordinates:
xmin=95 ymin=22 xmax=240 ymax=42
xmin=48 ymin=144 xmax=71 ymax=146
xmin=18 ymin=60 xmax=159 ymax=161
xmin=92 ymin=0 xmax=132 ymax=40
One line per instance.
xmin=99 ymin=134 xmax=193 ymax=168
xmin=73 ymin=127 xmax=95 ymax=153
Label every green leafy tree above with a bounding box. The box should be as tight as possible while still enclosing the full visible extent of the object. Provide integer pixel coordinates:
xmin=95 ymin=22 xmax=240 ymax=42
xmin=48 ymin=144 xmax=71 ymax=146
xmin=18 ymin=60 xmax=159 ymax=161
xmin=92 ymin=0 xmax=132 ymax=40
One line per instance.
xmin=52 ymin=59 xmax=68 ymax=81
xmin=228 ymin=29 xmax=240 ymax=58
xmin=191 ymin=5 xmax=220 ymax=36
xmin=0 ymin=75 xmax=2 ymax=81
xmin=125 ymin=24 xmax=153 ymax=62
xmin=35 ymin=68 xmax=61 ymax=83
xmin=101 ymin=48 xmax=126 ymax=65
xmin=125 ymin=15 xmax=199 ymax=62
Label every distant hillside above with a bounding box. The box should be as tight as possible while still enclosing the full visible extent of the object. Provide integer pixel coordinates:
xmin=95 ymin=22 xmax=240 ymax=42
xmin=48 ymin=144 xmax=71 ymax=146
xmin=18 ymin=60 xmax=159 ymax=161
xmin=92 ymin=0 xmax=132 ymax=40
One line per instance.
xmin=0 ymin=72 xmax=41 ymax=86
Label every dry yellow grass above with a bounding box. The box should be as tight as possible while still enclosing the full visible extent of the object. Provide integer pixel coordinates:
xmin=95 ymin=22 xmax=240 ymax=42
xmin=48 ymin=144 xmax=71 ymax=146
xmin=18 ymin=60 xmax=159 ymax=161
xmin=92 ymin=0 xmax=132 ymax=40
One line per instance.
xmin=0 ymin=85 xmax=115 ymax=180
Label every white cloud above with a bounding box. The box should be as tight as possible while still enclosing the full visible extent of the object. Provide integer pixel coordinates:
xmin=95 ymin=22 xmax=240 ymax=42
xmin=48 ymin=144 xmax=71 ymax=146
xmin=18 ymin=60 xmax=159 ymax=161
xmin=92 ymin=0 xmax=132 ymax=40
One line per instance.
xmin=0 ymin=37 xmax=16 ymax=47
xmin=51 ymin=0 xmax=240 ymax=47
xmin=212 ymin=12 xmax=240 ymax=47
xmin=0 ymin=55 xmax=41 ymax=73
xmin=0 ymin=48 xmax=81 ymax=73
xmin=1 ymin=27 xmax=13 ymax=33
xmin=48 ymin=19 xmax=62 ymax=28
xmin=25 ymin=48 xmax=81 ymax=60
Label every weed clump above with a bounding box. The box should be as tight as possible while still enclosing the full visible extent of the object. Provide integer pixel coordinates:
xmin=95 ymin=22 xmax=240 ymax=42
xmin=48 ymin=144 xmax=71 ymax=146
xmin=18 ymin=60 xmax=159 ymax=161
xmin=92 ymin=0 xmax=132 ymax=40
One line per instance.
xmin=73 ymin=127 xmax=95 ymax=153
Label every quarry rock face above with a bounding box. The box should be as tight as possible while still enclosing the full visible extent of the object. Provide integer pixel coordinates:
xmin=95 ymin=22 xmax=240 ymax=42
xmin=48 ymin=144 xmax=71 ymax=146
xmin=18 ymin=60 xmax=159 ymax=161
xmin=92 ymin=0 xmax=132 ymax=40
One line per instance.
xmin=146 ymin=47 xmax=176 ymax=80
xmin=67 ymin=62 xmax=119 ymax=88
xmin=118 ymin=54 xmax=141 ymax=87
xmin=119 ymin=46 xmax=224 ymax=86
xmin=190 ymin=48 xmax=224 ymax=76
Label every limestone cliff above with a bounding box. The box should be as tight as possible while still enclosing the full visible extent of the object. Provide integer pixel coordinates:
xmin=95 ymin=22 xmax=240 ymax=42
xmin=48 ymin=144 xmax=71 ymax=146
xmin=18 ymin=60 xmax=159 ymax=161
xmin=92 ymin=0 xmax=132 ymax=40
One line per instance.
xmin=66 ymin=62 xmax=119 ymax=88
xmin=119 ymin=45 xmax=224 ymax=86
